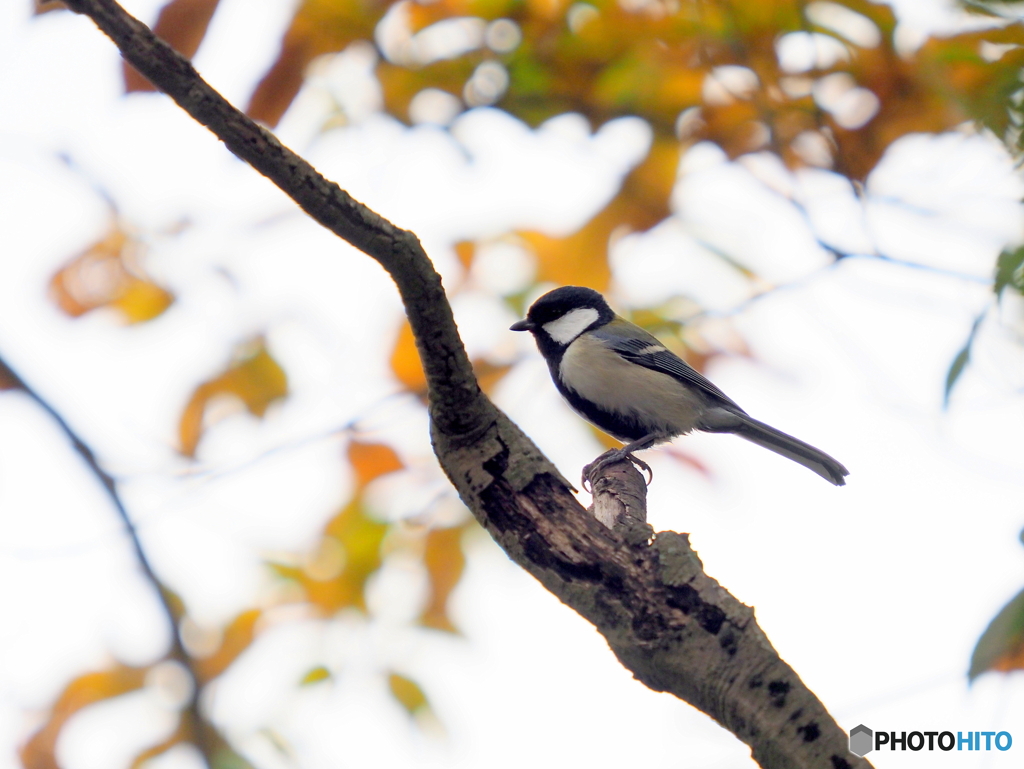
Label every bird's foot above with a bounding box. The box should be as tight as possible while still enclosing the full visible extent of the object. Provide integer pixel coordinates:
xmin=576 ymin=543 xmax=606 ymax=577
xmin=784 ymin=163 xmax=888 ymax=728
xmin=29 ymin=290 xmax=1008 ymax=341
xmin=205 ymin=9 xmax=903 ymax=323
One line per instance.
xmin=582 ymin=449 xmax=653 ymax=492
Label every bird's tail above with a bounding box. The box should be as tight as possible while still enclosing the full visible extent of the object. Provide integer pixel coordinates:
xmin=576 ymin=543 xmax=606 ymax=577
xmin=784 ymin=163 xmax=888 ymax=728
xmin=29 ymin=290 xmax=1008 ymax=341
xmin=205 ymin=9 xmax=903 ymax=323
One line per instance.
xmin=706 ymin=412 xmax=849 ymax=486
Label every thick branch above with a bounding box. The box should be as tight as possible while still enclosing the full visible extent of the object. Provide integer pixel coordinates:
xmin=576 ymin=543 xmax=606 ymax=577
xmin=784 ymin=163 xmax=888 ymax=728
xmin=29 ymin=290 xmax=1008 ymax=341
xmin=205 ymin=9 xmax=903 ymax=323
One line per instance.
xmin=56 ymin=3 xmax=869 ymax=766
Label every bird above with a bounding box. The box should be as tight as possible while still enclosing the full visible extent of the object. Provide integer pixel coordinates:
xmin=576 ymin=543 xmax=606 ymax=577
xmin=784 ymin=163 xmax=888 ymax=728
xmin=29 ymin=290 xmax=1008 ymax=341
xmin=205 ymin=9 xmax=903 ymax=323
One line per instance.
xmin=510 ymin=285 xmax=849 ymax=486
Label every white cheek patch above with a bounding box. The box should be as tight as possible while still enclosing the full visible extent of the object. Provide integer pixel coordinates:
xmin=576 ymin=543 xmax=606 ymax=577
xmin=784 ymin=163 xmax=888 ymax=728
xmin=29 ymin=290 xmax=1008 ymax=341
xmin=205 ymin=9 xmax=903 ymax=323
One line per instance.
xmin=542 ymin=308 xmax=600 ymax=345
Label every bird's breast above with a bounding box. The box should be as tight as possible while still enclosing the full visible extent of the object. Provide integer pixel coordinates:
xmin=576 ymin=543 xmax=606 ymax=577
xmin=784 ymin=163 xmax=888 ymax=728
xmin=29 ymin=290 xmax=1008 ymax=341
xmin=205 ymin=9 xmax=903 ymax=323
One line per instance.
xmin=558 ymin=334 xmax=706 ymax=439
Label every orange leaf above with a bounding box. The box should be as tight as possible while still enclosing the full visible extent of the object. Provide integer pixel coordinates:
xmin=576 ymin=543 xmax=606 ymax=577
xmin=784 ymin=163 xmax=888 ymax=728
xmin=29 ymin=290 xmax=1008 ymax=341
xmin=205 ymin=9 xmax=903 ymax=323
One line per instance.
xmin=50 ymin=226 xmax=174 ymax=324
xmin=193 ymin=609 xmax=261 ymax=684
xmin=454 ymin=241 xmax=475 ymax=271
xmin=348 ymin=441 xmax=404 ymax=488
xmin=20 ymin=665 xmax=148 ymax=769
xmin=124 ymin=0 xmax=223 ymax=92
xmin=419 ymin=525 xmax=467 ymax=633
xmin=178 ymin=339 xmax=288 ymax=456
xmin=390 ymin=320 xmax=428 ymax=397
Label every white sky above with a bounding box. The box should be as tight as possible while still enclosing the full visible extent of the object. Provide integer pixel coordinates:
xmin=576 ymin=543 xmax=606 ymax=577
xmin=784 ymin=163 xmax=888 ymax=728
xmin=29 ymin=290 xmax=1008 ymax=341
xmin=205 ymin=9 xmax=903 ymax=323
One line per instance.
xmin=1 ymin=1 xmax=1024 ymax=768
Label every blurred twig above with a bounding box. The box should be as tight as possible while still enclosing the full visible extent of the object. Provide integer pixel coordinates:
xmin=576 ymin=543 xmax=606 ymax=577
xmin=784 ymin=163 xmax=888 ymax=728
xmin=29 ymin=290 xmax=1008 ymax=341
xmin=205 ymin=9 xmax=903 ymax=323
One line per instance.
xmin=0 ymin=351 xmax=233 ymax=766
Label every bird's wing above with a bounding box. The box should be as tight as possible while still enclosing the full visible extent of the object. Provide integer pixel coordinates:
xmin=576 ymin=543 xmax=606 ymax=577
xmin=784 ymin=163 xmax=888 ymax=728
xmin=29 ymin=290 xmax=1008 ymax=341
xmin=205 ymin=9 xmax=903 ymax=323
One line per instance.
xmin=592 ymin=324 xmax=745 ymax=412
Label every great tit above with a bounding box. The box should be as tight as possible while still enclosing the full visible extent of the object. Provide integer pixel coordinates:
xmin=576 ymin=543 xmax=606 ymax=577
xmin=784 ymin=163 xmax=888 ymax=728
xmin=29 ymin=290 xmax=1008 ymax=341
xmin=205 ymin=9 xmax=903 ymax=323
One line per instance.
xmin=511 ymin=286 xmax=849 ymax=486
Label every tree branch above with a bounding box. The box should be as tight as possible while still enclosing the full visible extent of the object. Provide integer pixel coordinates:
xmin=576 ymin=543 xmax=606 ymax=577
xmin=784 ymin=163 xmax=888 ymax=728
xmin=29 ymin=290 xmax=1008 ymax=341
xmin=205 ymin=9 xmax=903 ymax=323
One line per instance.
xmin=54 ymin=3 xmax=870 ymax=766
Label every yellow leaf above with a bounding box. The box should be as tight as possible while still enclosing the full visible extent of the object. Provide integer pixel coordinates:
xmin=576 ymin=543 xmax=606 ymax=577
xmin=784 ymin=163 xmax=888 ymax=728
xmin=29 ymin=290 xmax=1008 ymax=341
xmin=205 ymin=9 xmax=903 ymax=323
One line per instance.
xmin=111 ymin=277 xmax=175 ymax=323
xmin=388 ymin=672 xmax=429 ymax=715
xmin=420 ymin=525 xmax=468 ymax=633
xmin=300 ymin=666 xmax=332 ymax=685
xmin=348 ymin=441 xmax=404 ymax=488
xmin=178 ymin=339 xmax=288 ymax=456
xmin=294 ymin=500 xmax=389 ymax=613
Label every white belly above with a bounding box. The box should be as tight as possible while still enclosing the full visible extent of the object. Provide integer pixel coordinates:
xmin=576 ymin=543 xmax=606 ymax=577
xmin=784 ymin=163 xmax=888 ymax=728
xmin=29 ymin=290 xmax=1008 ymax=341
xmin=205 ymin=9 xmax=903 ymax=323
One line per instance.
xmin=559 ymin=334 xmax=706 ymax=436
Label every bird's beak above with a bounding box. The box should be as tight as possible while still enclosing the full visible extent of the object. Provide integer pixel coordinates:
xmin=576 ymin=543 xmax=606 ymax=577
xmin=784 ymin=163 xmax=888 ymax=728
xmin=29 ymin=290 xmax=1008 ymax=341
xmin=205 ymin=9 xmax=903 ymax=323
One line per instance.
xmin=510 ymin=319 xmax=535 ymax=332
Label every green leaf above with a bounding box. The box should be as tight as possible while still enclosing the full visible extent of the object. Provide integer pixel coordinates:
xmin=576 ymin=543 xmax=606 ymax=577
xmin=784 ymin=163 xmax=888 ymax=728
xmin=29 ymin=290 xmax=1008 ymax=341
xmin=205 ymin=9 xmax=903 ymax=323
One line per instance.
xmin=969 ymin=586 xmax=1024 ymax=680
xmin=994 ymin=244 xmax=1024 ymax=297
xmin=943 ymin=313 xmax=985 ymax=408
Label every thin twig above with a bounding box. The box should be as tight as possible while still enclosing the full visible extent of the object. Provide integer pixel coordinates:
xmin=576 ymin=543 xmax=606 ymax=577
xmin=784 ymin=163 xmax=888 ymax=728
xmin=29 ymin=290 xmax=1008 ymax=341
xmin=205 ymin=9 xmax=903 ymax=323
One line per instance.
xmin=0 ymin=351 xmax=221 ymax=762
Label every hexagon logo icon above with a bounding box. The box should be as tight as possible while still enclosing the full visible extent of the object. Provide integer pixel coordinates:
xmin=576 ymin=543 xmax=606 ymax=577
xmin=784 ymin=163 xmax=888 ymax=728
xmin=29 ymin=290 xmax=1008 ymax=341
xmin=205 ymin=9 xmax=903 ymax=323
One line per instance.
xmin=849 ymin=724 xmax=873 ymax=757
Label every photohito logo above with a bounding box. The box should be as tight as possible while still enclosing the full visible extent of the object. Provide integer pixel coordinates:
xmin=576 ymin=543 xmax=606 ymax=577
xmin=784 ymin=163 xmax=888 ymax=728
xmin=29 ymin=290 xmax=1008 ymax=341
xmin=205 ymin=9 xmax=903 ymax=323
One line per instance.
xmin=848 ymin=725 xmax=1012 ymax=757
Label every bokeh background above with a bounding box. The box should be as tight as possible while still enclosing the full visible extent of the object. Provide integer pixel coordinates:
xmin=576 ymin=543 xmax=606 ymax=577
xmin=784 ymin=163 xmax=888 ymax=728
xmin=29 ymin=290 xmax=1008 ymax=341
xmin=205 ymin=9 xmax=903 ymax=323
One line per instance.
xmin=2 ymin=0 xmax=1024 ymax=767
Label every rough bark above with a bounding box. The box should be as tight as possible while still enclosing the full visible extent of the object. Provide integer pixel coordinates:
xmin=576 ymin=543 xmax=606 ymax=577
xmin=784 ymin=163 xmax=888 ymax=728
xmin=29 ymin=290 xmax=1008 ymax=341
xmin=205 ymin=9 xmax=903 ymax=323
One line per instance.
xmin=56 ymin=3 xmax=870 ymax=766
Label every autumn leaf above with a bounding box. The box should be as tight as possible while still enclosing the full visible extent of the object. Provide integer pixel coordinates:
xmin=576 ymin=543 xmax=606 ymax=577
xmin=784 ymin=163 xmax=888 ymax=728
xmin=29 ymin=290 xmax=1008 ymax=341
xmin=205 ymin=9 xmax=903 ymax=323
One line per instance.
xmin=419 ymin=525 xmax=467 ymax=633
xmin=348 ymin=441 xmax=404 ymax=488
xmin=50 ymin=225 xmax=174 ymax=324
xmin=178 ymin=338 xmax=288 ymax=456
xmin=390 ymin=319 xmax=428 ymax=397
xmin=387 ymin=671 xmax=430 ymax=715
xmin=391 ymin=320 xmax=511 ymax=398
xmin=300 ymin=666 xmax=332 ymax=685
xmin=247 ymin=0 xmax=384 ymax=126
xmin=520 ymin=137 xmax=677 ymax=289
xmin=194 ymin=609 xmax=261 ymax=684
xmin=270 ymin=500 xmax=389 ymax=614
xmin=21 ymin=664 xmax=148 ymax=769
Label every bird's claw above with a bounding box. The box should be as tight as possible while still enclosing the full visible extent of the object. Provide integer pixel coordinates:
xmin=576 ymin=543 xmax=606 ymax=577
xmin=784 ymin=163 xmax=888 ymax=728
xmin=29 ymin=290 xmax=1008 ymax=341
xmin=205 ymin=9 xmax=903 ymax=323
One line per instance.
xmin=582 ymin=449 xmax=653 ymax=492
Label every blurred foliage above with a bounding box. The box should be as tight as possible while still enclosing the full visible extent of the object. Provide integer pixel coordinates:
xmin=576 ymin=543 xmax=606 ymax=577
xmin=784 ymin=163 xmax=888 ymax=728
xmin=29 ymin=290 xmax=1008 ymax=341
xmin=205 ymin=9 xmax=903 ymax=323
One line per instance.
xmin=26 ymin=0 xmax=1024 ymax=763
xmin=970 ymin=585 xmax=1024 ymax=680
xmin=421 ymin=524 xmax=466 ymax=632
xmin=50 ymin=223 xmax=174 ymax=324
xmin=388 ymin=671 xmax=431 ymax=716
xmin=20 ymin=664 xmax=148 ymax=769
xmin=300 ymin=665 xmax=332 ymax=685
xmin=33 ymin=0 xmax=67 ymax=13
xmin=178 ymin=338 xmax=288 ymax=457
xmin=391 ymin=313 xmax=512 ymax=402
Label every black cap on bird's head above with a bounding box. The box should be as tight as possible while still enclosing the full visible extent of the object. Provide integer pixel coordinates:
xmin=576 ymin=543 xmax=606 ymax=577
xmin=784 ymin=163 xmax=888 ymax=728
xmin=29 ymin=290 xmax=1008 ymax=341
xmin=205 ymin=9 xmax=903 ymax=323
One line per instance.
xmin=510 ymin=286 xmax=614 ymax=350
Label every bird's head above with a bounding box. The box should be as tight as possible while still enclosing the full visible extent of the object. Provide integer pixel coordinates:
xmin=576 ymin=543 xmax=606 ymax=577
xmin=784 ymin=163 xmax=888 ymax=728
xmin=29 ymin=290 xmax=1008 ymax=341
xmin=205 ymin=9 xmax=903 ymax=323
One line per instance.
xmin=511 ymin=286 xmax=614 ymax=350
